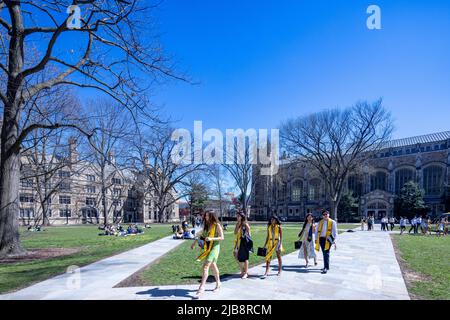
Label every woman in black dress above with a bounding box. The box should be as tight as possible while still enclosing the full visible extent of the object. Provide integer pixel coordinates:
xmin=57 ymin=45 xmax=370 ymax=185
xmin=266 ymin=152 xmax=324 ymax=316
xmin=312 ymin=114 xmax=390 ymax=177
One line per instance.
xmin=234 ymin=211 xmax=252 ymax=279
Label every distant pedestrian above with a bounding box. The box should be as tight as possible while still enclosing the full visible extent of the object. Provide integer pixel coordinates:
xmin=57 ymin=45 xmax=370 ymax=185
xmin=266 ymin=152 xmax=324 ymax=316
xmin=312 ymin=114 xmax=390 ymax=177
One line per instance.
xmin=234 ymin=211 xmax=252 ymax=279
xmin=400 ymin=217 xmax=407 ymax=235
xmin=361 ymin=217 xmax=366 ymax=231
xmin=389 ymin=217 xmax=396 ymax=231
xmin=298 ymin=213 xmax=317 ymax=268
xmin=416 ymin=216 xmax=423 ymax=234
xmin=408 ymin=216 xmax=416 ymax=234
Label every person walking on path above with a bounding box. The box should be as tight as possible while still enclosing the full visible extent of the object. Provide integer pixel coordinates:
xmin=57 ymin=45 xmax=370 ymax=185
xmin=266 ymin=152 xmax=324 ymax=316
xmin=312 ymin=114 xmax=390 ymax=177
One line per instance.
xmin=416 ymin=215 xmax=423 ymax=234
xmin=400 ymin=217 xmax=407 ymax=235
xmin=262 ymin=216 xmax=284 ymax=278
xmin=233 ymin=211 xmax=252 ymax=279
xmin=190 ymin=211 xmax=225 ymax=297
xmin=298 ymin=213 xmax=317 ymax=268
xmin=367 ymin=215 xmax=374 ymax=231
xmin=408 ymin=216 xmax=416 ymax=234
xmin=389 ymin=217 xmax=396 ymax=231
xmin=315 ymin=210 xmax=337 ymax=274
xmin=381 ymin=216 xmax=388 ymax=231
xmin=361 ymin=217 xmax=366 ymax=231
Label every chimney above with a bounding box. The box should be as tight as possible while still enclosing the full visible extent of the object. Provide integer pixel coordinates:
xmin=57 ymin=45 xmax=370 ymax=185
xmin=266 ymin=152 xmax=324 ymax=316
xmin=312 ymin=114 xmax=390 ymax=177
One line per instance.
xmin=108 ymin=151 xmax=115 ymax=164
xmin=69 ymin=137 xmax=78 ymax=163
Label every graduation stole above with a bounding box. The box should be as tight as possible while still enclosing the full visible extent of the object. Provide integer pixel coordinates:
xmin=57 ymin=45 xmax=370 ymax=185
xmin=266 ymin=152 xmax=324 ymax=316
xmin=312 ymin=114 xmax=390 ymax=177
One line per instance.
xmin=234 ymin=226 xmax=242 ymax=251
xmin=315 ymin=219 xmax=333 ymax=251
xmin=196 ymin=223 xmax=217 ymax=262
xmin=265 ymin=224 xmax=280 ymax=261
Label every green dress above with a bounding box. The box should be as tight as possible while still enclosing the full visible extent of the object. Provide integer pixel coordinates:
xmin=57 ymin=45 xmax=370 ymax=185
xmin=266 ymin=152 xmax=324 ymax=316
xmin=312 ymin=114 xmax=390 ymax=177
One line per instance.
xmin=201 ymin=227 xmax=221 ymax=263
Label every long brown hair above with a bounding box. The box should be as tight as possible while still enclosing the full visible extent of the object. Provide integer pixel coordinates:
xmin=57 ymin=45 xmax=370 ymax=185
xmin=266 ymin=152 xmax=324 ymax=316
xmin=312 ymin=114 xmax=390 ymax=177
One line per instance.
xmin=203 ymin=211 xmax=219 ymax=231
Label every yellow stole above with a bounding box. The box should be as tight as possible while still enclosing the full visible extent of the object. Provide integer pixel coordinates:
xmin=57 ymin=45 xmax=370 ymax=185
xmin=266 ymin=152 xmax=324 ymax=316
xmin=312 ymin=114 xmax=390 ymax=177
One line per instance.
xmin=234 ymin=226 xmax=242 ymax=251
xmin=196 ymin=223 xmax=217 ymax=262
xmin=265 ymin=224 xmax=283 ymax=262
xmin=315 ymin=219 xmax=333 ymax=251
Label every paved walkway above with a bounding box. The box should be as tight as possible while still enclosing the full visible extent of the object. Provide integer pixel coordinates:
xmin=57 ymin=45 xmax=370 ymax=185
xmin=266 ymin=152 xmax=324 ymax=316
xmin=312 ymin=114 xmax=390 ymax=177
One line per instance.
xmin=0 ymin=235 xmax=185 ymax=300
xmin=1 ymin=225 xmax=410 ymax=300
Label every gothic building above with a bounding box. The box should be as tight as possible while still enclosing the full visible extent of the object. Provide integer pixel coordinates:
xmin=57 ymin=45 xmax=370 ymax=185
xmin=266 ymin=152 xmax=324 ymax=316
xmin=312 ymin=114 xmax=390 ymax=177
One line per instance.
xmin=250 ymin=131 xmax=450 ymax=221
xmin=17 ymin=139 xmax=179 ymax=226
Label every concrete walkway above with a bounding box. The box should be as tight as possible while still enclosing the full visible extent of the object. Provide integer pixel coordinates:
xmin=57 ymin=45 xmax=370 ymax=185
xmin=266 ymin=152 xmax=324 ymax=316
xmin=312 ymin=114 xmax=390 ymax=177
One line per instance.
xmin=0 ymin=235 xmax=185 ymax=300
xmin=1 ymin=225 xmax=410 ymax=300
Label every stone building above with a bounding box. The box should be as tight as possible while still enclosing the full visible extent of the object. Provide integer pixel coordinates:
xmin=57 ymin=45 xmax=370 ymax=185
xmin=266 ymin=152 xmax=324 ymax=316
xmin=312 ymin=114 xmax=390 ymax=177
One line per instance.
xmin=250 ymin=131 xmax=450 ymax=221
xmin=17 ymin=139 xmax=179 ymax=226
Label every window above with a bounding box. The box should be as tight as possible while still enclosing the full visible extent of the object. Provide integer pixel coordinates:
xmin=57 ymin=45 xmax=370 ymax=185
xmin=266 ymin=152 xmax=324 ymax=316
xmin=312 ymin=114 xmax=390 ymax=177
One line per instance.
xmin=85 ymin=197 xmax=96 ymax=206
xmin=20 ymin=193 xmax=34 ymax=203
xmin=395 ymin=168 xmax=415 ymax=194
xmin=370 ymin=172 xmax=387 ymax=192
xmin=308 ymin=179 xmax=321 ymax=201
xmin=19 ymin=208 xmax=34 ymax=218
xmin=83 ymin=208 xmax=97 ymax=218
xmin=59 ymin=170 xmax=71 ymax=178
xmin=59 ymin=182 xmax=71 ymax=191
xmin=423 ymin=165 xmax=444 ymax=196
xmin=86 ymin=174 xmax=96 ymax=182
xmin=291 ymin=180 xmax=303 ymax=202
xmin=59 ymin=209 xmax=71 ymax=217
xmin=86 ymin=185 xmax=96 ymax=193
xmin=113 ymin=188 xmax=122 ymax=197
xmin=21 ymin=179 xmax=34 ymax=188
xmin=59 ymin=195 xmax=71 ymax=204
xmin=348 ymin=175 xmax=363 ymax=197
xmin=112 ymin=199 xmax=121 ymax=206
xmin=112 ymin=178 xmax=122 ymax=185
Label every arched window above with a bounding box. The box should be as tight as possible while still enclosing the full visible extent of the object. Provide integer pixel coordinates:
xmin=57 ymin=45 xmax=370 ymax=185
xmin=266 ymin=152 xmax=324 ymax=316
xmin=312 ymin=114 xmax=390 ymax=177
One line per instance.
xmin=423 ymin=165 xmax=444 ymax=196
xmin=371 ymin=171 xmax=387 ymax=192
xmin=308 ymin=179 xmax=321 ymax=201
xmin=348 ymin=175 xmax=363 ymax=197
xmin=291 ymin=180 xmax=303 ymax=202
xmin=395 ymin=168 xmax=415 ymax=194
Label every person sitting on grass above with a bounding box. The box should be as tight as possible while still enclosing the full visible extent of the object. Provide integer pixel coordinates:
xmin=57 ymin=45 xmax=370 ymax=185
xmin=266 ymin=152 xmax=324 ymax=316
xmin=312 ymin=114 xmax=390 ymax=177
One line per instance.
xmin=173 ymin=225 xmax=183 ymax=239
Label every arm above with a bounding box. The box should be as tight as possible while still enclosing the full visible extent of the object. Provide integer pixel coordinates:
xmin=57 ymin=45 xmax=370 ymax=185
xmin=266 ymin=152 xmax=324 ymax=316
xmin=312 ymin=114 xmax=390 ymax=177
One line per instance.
xmin=245 ymin=223 xmax=251 ymax=236
xmin=206 ymin=224 xmax=224 ymax=242
xmin=234 ymin=222 xmax=240 ymax=235
xmin=332 ymin=221 xmax=338 ymax=241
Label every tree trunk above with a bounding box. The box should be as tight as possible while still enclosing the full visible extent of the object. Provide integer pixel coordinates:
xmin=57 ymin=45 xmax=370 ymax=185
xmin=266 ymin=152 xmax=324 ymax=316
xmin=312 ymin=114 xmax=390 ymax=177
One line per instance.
xmin=0 ymin=3 xmax=26 ymax=256
xmin=331 ymin=201 xmax=338 ymax=222
xmin=0 ymin=123 xmax=24 ymax=256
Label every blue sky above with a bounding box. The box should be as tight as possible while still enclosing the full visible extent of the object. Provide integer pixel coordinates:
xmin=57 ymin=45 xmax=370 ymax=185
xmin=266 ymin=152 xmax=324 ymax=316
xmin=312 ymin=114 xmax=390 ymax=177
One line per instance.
xmin=149 ymin=0 xmax=450 ymax=139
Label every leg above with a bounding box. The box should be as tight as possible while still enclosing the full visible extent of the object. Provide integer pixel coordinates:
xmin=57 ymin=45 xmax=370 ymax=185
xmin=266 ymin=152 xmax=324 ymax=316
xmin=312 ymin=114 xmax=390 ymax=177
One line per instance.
xmin=264 ymin=260 xmax=270 ymax=276
xmin=276 ymin=251 xmax=282 ymax=275
xmin=243 ymin=260 xmax=249 ymax=278
xmin=303 ymin=245 xmax=309 ymax=267
xmin=198 ymin=262 xmax=212 ymax=294
xmin=210 ymin=262 xmax=222 ymax=291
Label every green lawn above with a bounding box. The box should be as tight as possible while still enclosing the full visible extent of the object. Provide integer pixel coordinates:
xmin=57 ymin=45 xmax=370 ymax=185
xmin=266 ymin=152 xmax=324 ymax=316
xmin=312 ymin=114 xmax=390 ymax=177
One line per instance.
xmin=0 ymin=224 xmax=172 ymax=294
xmin=392 ymin=235 xmax=450 ymax=300
xmin=135 ymin=223 xmax=322 ymax=286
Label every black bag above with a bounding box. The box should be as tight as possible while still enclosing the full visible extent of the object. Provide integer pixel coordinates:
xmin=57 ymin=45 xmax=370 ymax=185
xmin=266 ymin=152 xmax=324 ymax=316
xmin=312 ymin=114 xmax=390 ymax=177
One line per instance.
xmin=257 ymin=247 xmax=267 ymax=257
xmin=294 ymin=240 xmax=303 ymax=250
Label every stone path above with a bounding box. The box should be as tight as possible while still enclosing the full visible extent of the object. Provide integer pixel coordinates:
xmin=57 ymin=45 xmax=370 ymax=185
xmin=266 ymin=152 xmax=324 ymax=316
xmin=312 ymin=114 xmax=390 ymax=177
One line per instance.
xmin=0 ymin=225 xmax=410 ymax=300
xmin=0 ymin=235 xmax=185 ymax=300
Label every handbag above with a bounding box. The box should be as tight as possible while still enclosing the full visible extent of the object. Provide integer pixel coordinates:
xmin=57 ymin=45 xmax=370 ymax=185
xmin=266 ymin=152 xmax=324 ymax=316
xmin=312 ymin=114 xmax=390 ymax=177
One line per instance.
xmin=257 ymin=247 xmax=267 ymax=257
xmin=294 ymin=240 xmax=303 ymax=250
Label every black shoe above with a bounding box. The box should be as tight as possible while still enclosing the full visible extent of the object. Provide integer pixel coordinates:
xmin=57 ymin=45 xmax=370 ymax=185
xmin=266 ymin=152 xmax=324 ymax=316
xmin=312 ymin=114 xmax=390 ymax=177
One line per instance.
xmin=321 ymin=268 xmax=328 ymax=274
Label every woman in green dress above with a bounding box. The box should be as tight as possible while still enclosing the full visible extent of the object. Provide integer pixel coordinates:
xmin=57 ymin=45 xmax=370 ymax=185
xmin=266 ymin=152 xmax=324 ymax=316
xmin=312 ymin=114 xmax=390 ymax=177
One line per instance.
xmin=190 ymin=210 xmax=224 ymax=297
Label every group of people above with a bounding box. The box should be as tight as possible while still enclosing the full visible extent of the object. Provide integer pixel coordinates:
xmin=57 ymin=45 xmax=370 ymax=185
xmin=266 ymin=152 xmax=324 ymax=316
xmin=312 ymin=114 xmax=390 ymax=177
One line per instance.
xmin=361 ymin=215 xmax=375 ymax=231
xmin=172 ymin=221 xmax=196 ymax=239
xmin=99 ymin=223 xmax=144 ymax=236
xmin=190 ymin=209 xmax=337 ymax=298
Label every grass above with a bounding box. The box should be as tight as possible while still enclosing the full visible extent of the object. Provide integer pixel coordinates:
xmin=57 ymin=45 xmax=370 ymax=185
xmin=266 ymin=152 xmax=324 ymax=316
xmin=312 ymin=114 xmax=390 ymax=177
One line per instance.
xmin=0 ymin=224 xmax=172 ymax=294
xmin=392 ymin=234 xmax=450 ymax=300
xmin=134 ymin=223 xmax=347 ymax=286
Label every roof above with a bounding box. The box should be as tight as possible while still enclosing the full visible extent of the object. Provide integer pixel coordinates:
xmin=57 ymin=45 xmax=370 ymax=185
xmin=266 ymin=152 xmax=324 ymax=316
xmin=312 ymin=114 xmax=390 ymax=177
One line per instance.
xmin=384 ymin=131 xmax=450 ymax=149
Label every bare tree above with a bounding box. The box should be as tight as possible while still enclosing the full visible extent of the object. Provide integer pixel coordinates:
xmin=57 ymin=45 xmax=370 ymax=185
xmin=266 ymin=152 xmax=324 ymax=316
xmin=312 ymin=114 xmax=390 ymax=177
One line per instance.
xmin=130 ymin=126 xmax=203 ymax=223
xmin=207 ymin=164 xmax=228 ymax=220
xmin=81 ymin=99 xmax=132 ymax=227
xmin=0 ymin=1 xmax=181 ymax=256
xmin=280 ymin=99 xmax=394 ymax=221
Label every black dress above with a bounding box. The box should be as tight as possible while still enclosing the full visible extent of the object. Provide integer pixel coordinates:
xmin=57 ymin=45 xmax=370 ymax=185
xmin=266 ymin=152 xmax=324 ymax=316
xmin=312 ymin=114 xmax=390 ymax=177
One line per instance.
xmin=237 ymin=226 xmax=250 ymax=262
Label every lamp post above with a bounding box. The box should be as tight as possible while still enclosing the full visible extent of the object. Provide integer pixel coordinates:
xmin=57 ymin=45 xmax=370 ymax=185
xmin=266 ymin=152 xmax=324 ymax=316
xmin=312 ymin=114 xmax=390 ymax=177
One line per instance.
xmin=65 ymin=204 xmax=69 ymax=225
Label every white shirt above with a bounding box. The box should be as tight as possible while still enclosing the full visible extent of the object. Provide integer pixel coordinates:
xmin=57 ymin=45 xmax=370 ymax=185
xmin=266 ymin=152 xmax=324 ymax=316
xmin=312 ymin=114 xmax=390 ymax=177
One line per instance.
xmin=315 ymin=219 xmax=338 ymax=241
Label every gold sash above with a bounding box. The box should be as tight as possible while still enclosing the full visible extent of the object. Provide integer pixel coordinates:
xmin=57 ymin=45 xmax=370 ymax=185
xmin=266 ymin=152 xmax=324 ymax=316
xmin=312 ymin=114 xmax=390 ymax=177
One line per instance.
xmin=315 ymin=219 xmax=333 ymax=251
xmin=196 ymin=223 xmax=217 ymax=262
xmin=265 ymin=224 xmax=283 ymax=262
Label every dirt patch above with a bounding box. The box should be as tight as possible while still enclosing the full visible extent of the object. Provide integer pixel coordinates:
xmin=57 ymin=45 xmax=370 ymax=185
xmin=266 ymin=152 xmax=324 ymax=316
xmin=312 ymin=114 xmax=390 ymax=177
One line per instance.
xmin=390 ymin=235 xmax=431 ymax=300
xmin=0 ymin=248 xmax=81 ymax=263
